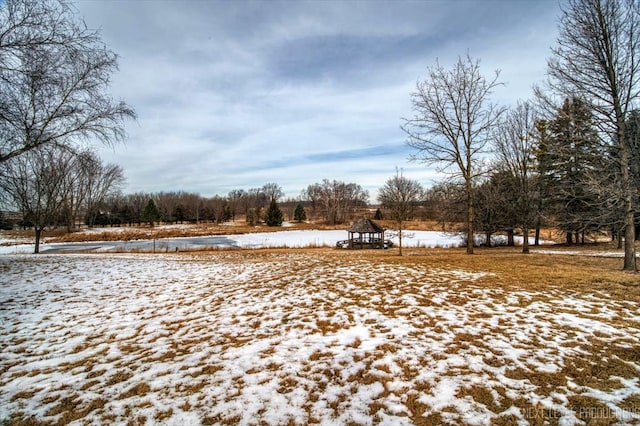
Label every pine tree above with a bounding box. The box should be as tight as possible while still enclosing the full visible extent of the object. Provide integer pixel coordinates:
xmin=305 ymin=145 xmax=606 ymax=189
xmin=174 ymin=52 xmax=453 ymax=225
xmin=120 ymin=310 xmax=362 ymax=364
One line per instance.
xmin=540 ymin=97 xmax=603 ymax=243
xmin=374 ymin=208 xmax=383 ymax=220
xmin=293 ymin=203 xmax=307 ymax=222
xmin=265 ymin=198 xmax=284 ymax=227
xmin=222 ymin=206 xmax=233 ymax=223
xmin=142 ymin=199 xmax=161 ymax=227
xmin=0 ymin=211 xmax=13 ymax=230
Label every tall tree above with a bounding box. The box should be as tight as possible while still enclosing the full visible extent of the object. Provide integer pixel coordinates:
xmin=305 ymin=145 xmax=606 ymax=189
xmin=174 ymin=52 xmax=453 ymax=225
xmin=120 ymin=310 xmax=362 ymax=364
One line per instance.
xmin=540 ymin=0 xmax=639 ymax=270
xmin=0 ymin=0 xmax=136 ymax=163
xmin=493 ymin=101 xmax=540 ymax=253
xmin=378 ymin=170 xmax=423 ymax=256
xmin=540 ymin=98 xmax=604 ymax=243
xmin=403 ymin=54 xmax=506 ymax=254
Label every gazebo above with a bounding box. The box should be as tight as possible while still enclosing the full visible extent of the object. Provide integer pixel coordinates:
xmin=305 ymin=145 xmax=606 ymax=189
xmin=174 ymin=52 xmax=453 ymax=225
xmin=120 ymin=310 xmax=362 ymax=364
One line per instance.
xmin=342 ymin=218 xmax=386 ymax=249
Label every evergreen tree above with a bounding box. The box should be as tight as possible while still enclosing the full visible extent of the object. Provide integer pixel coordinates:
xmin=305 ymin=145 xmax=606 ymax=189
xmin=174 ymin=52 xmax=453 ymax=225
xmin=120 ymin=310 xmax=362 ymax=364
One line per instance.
xmin=0 ymin=211 xmax=13 ymax=230
xmin=374 ymin=208 xmax=383 ymax=220
xmin=540 ymin=97 xmax=603 ymax=243
xmin=293 ymin=203 xmax=307 ymax=222
xmin=142 ymin=199 xmax=161 ymax=227
xmin=221 ymin=205 xmax=233 ymax=223
xmin=265 ymin=198 xmax=284 ymax=226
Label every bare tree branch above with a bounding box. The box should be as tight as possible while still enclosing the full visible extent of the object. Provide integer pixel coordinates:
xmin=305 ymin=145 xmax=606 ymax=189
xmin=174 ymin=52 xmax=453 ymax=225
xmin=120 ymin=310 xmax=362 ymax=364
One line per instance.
xmin=402 ymin=54 xmax=506 ymax=254
xmin=0 ymin=0 xmax=136 ymax=163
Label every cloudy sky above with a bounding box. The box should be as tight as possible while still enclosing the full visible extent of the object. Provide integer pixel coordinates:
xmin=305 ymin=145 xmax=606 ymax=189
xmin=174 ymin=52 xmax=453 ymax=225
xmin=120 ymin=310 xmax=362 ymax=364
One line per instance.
xmin=76 ymin=0 xmax=560 ymax=200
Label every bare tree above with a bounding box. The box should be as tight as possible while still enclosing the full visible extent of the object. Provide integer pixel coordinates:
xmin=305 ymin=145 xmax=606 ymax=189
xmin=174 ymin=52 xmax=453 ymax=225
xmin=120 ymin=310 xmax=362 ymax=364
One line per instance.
xmin=403 ymin=54 xmax=506 ymax=254
xmin=124 ymin=192 xmax=148 ymax=226
xmin=493 ymin=101 xmax=540 ymax=253
xmin=80 ymin=153 xmax=125 ymax=228
xmin=302 ymin=179 xmax=369 ymax=225
xmin=423 ymin=182 xmax=466 ymax=231
xmin=539 ymin=0 xmax=639 ymax=270
xmin=378 ymin=169 xmax=423 ymax=256
xmin=261 ymin=182 xmax=283 ymax=202
xmin=0 ymin=0 xmax=136 ymax=163
xmin=0 ymin=146 xmax=75 ymax=252
xmin=302 ymin=183 xmax=322 ymax=219
xmin=227 ymin=189 xmax=246 ymax=221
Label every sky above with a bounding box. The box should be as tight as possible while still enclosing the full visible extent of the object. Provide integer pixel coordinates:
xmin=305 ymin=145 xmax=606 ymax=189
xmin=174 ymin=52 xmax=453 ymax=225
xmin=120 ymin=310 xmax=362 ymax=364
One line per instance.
xmin=74 ymin=0 xmax=561 ymax=200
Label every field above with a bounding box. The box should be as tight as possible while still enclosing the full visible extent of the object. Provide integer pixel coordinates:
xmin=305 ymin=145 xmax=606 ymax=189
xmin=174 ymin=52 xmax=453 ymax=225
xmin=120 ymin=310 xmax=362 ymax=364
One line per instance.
xmin=1 ymin=247 xmax=639 ymax=425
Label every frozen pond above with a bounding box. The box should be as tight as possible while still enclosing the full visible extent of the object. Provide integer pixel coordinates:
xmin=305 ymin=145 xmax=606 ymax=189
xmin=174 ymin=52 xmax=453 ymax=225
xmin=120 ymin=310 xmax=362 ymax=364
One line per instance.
xmin=0 ymin=230 xmax=470 ymax=254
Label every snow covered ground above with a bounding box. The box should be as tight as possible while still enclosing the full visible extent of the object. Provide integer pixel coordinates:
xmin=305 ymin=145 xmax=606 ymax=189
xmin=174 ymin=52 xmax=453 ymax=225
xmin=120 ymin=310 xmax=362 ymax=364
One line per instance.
xmin=1 ymin=252 xmax=638 ymax=425
xmin=0 ymin=229 xmax=545 ymax=254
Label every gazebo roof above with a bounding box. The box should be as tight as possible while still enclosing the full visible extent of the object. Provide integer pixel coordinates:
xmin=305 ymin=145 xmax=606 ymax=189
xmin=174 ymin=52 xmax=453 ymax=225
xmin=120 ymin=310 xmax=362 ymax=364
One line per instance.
xmin=347 ymin=218 xmax=385 ymax=233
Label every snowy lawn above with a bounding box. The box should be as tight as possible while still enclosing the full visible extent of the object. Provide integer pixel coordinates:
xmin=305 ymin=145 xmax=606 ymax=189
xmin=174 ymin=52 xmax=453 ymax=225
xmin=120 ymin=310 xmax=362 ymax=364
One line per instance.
xmin=1 ymin=250 xmax=639 ymax=425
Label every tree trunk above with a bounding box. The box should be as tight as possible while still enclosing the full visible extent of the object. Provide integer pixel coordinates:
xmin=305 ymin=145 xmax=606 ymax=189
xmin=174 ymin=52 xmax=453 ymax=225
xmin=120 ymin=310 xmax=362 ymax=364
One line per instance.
xmin=466 ymin=179 xmax=474 ymax=254
xmin=566 ymin=232 xmax=573 ymax=245
xmin=615 ymin=100 xmax=636 ymax=270
xmin=507 ymin=229 xmax=514 ymax=246
xmin=485 ymin=231 xmax=492 ymax=248
xmin=617 ymin=229 xmax=623 ymax=249
xmin=66 ymin=213 xmax=74 ymax=234
xmin=624 ymin=211 xmax=637 ymax=271
xmin=398 ymin=222 xmax=403 ymax=256
xmin=34 ymin=228 xmax=42 ymax=254
xmin=522 ymin=227 xmax=530 ymax=254
xmin=534 ymin=221 xmax=541 ymax=246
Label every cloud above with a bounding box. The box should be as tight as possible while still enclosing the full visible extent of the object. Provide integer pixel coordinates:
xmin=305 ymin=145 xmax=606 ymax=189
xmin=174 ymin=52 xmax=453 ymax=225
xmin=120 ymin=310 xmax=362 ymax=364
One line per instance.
xmin=80 ymin=0 xmax=560 ymax=199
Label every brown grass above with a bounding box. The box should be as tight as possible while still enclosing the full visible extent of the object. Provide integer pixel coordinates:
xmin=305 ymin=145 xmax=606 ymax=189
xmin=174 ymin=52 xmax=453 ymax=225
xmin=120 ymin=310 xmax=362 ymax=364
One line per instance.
xmin=2 ymin=242 xmax=638 ymax=425
xmin=568 ymin=396 xmax=619 ymax=425
xmin=119 ymin=382 xmax=151 ymax=400
xmin=356 ymin=245 xmax=639 ymax=295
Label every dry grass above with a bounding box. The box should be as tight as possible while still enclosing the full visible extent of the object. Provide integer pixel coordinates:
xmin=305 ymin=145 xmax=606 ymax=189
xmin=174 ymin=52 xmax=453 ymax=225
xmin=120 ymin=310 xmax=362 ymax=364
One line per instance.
xmin=1 ymin=246 xmax=638 ymax=425
xmin=381 ymin=245 xmax=639 ymax=293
